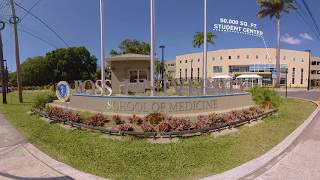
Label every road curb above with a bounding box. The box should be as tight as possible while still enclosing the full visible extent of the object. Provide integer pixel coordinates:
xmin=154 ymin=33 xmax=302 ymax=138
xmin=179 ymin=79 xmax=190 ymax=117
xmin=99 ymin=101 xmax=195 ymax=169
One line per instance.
xmin=201 ymin=99 xmax=320 ymax=180
xmin=22 ymin=143 xmax=109 ymax=180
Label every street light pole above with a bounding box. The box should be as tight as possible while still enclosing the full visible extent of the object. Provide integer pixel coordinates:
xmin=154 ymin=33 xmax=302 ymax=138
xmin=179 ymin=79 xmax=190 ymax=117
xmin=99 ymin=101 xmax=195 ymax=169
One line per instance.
xmin=159 ymin=45 xmax=165 ymax=81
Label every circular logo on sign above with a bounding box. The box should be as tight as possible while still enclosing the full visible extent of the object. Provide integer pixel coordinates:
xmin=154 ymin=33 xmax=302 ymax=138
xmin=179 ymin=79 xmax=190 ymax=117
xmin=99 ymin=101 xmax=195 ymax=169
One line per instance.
xmin=56 ymin=81 xmax=70 ymax=102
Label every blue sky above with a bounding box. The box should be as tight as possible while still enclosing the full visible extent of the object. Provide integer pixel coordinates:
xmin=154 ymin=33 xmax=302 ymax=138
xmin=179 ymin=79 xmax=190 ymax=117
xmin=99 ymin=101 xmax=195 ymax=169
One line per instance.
xmin=1 ymin=0 xmax=320 ymax=71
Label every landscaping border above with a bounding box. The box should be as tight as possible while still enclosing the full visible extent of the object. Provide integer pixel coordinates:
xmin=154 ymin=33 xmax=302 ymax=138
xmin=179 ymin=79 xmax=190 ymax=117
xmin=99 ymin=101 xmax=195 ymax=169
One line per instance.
xmin=31 ymin=108 xmax=277 ymax=138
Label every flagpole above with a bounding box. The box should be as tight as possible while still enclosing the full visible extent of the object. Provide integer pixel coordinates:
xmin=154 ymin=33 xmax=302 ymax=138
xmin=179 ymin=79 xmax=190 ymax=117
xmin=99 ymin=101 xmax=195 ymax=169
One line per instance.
xmin=100 ymin=0 xmax=106 ymax=94
xmin=203 ymin=0 xmax=207 ymax=95
xmin=150 ymin=0 xmax=155 ymax=96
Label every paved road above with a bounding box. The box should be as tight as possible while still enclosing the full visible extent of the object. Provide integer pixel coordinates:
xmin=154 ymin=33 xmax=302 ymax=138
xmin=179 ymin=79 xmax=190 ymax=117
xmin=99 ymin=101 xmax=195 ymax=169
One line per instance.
xmin=0 ymin=113 xmax=70 ymax=180
xmin=243 ymin=91 xmax=320 ymax=180
xmin=278 ymin=90 xmax=320 ymax=101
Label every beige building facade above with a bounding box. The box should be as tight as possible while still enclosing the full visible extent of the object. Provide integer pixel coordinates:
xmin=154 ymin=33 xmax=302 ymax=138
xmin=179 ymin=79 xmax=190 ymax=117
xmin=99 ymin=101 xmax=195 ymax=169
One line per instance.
xmin=165 ymin=60 xmax=176 ymax=79
xmin=176 ymin=48 xmax=312 ymax=87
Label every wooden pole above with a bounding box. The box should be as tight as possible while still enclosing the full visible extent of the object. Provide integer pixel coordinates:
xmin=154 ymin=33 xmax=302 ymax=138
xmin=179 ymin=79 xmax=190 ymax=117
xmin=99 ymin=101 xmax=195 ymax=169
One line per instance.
xmin=9 ymin=0 xmax=23 ymax=102
xmin=0 ymin=31 xmax=7 ymax=104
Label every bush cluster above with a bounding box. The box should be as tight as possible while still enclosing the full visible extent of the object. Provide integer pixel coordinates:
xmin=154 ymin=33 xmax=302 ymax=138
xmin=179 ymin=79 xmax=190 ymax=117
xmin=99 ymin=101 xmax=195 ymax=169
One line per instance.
xmin=43 ymin=105 xmax=267 ymax=133
xmin=86 ymin=113 xmax=107 ymax=127
xmin=33 ymin=92 xmax=56 ymax=109
xmin=250 ymin=86 xmax=281 ymax=108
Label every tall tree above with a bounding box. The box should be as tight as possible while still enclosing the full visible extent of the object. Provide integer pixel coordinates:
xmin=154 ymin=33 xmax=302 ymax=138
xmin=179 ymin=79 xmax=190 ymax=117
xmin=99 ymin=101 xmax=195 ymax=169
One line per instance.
xmin=192 ymin=32 xmax=216 ymax=48
xmin=20 ymin=56 xmax=51 ymax=86
xmin=110 ymin=39 xmax=150 ymax=56
xmin=257 ymin=0 xmax=297 ymax=88
xmin=46 ymin=47 xmax=97 ymax=83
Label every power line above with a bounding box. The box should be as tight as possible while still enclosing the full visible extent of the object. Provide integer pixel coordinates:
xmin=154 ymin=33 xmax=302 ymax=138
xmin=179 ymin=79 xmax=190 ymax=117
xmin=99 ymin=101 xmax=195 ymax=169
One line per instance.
xmin=294 ymin=0 xmax=320 ymax=40
xmin=5 ymin=22 xmax=57 ymax=49
xmin=18 ymin=28 xmax=58 ymax=48
xmin=14 ymin=1 xmax=69 ymax=47
xmin=20 ymin=0 xmax=42 ymax=22
xmin=298 ymin=0 xmax=320 ymax=38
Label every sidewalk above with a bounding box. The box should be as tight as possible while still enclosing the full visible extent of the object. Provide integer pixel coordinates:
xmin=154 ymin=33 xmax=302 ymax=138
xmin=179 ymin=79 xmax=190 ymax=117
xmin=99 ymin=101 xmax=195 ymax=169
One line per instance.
xmin=0 ymin=113 xmax=107 ymax=180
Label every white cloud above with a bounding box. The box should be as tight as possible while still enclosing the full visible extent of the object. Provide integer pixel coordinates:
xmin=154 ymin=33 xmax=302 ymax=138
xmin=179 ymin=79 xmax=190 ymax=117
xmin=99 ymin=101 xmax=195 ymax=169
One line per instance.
xmin=280 ymin=33 xmax=302 ymax=45
xmin=299 ymin=33 xmax=313 ymax=41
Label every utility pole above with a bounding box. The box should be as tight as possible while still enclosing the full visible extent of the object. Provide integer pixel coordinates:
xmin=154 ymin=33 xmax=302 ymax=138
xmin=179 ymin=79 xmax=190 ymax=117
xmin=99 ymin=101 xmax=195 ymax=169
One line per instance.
xmin=0 ymin=22 xmax=7 ymax=104
xmin=9 ymin=0 xmax=23 ymax=102
xmin=306 ymin=50 xmax=311 ymax=91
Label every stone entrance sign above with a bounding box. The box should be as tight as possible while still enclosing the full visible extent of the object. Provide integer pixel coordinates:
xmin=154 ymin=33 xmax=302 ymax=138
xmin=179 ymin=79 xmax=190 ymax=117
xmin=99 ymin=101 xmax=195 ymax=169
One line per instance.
xmin=65 ymin=93 xmax=253 ymax=116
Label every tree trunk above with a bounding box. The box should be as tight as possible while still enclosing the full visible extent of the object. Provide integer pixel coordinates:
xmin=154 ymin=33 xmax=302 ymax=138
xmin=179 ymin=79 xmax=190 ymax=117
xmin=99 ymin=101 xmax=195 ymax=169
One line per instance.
xmin=276 ymin=16 xmax=281 ymax=88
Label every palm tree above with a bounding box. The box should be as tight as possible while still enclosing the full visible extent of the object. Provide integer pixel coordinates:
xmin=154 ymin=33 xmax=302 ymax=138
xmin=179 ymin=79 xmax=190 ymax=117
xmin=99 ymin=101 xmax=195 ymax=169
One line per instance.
xmin=257 ymin=0 xmax=297 ymax=88
xmin=155 ymin=60 xmax=167 ymax=80
xmin=192 ymin=32 xmax=216 ymax=48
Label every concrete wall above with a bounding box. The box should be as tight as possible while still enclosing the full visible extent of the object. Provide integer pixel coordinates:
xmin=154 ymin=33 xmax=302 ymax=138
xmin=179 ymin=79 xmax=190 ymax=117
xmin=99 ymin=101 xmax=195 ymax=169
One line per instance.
xmin=67 ymin=93 xmax=254 ymax=117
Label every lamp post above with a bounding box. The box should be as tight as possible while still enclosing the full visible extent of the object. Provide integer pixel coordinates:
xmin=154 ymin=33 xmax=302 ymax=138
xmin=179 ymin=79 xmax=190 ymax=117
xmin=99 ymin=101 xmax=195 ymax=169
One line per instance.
xmin=159 ymin=45 xmax=165 ymax=81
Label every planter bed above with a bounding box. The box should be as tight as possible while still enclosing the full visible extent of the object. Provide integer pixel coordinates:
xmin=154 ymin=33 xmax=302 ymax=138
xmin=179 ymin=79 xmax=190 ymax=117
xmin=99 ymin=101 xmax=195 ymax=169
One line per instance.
xmin=31 ymin=107 xmax=277 ymax=139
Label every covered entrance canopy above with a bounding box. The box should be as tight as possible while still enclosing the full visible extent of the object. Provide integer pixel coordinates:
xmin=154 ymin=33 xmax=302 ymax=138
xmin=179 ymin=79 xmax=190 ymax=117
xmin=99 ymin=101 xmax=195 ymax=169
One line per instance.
xmin=236 ymin=74 xmax=262 ymax=88
xmin=211 ymin=74 xmax=233 ymax=88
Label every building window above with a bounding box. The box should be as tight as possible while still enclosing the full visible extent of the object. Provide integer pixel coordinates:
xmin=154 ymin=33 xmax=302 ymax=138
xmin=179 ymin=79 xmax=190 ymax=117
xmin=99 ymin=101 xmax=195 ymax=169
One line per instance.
xmin=311 ymin=70 xmax=316 ymax=74
xmin=301 ymin=58 xmax=304 ymax=62
xmin=292 ymin=67 xmax=295 ymax=84
xmin=185 ymin=69 xmax=187 ymax=79
xmin=180 ymin=60 xmax=182 ymax=64
xmin=312 ymin=61 xmax=316 ymax=65
xmin=256 ymin=55 xmax=259 ymax=59
xmin=228 ymin=56 xmax=231 ymax=60
xmin=213 ymin=66 xmax=223 ymax=73
xmin=246 ymin=55 xmax=249 ymax=59
xmin=212 ymin=57 xmax=215 ymax=61
xmin=129 ymin=70 xmax=138 ymax=83
xmin=185 ymin=60 xmax=188 ymax=63
xmin=265 ymin=55 xmax=268 ymax=59
xmin=197 ymin=68 xmax=200 ymax=80
xmin=283 ymin=56 xmax=286 ymax=60
xmin=220 ymin=56 xmax=223 ymax=60
xmin=191 ymin=68 xmax=193 ymax=79
xmin=237 ymin=55 xmax=240 ymax=59
xmin=293 ymin=57 xmax=296 ymax=61
xmin=301 ymin=68 xmax=304 ymax=84
xmin=198 ymin=58 xmax=200 ymax=62
xmin=179 ymin=69 xmax=182 ymax=79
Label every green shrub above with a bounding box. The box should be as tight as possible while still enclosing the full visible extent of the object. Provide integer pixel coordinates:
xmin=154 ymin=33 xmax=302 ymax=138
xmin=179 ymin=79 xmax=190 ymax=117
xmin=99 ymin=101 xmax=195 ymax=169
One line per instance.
xmin=250 ymin=86 xmax=281 ymax=108
xmin=33 ymin=92 xmax=57 ymax=109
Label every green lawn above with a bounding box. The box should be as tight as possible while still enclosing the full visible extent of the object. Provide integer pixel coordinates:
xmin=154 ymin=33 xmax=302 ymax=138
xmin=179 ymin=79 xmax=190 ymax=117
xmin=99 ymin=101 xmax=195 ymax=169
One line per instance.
xmin=0 ymin=91 xmax=316 ymax=180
